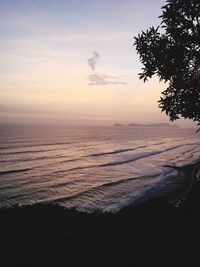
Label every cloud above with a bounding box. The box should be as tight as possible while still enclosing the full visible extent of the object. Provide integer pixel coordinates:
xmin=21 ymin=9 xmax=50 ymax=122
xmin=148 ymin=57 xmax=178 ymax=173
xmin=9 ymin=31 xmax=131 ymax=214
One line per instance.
xmin=88 ymin=52 xmax=100 ymax=71
xmin=88 ymin=73 xmax=127 ymax=85
xmin=87 ymin=52 xmax=127 ymax=85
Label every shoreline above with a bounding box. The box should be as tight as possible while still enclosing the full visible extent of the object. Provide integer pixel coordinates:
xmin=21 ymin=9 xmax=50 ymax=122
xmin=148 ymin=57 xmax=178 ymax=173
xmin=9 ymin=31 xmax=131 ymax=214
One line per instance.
xmin=0 ymin=161 xmax=200 ymax=266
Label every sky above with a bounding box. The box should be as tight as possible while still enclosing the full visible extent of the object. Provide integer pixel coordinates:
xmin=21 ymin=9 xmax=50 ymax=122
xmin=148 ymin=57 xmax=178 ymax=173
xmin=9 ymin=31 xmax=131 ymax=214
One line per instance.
xmin=0 ymin=0 xmax=195 ymax=127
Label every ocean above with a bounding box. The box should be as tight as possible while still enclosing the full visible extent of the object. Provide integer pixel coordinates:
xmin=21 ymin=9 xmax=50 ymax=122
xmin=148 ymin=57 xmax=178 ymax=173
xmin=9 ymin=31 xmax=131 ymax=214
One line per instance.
xmin=0 ymin=123 xmax=199 ymax=212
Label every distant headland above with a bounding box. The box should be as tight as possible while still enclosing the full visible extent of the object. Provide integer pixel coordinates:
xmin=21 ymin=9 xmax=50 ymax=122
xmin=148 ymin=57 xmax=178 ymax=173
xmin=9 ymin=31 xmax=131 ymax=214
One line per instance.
xmin=113 ymin=123 xmax=178 ymax=127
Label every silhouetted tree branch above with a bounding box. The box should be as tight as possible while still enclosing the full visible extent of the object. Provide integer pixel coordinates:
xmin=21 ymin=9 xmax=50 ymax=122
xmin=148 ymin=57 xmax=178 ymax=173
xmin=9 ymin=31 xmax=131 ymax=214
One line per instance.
xmin=134 ymin=0 xmax=200 ymax=130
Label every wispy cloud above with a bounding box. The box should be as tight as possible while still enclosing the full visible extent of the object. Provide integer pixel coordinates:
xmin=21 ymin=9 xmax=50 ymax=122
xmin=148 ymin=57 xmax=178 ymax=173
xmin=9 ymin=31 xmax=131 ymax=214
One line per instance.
xmin=88 ymin=73 xmax=127 ymax=85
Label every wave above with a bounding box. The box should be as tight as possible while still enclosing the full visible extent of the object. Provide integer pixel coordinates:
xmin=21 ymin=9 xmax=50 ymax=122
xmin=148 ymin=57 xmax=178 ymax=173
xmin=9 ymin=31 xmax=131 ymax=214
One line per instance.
xmin=88 ymin=146 xmax=147 ymax=157
xmin=100 ymin=143 xmax=200 ymax=168
xmin=0 ymin=148 xmax=61 ymax=155
xmin=43 ymin=143 xmax=200 ymax=176
xmin=1 ymin=154 xmax=74 ymax=164
xmin=51 ymin=172 xmax=163 ymax=204
xmin=0 ymin=168 xmax=33 ymax=176
xmin=100 ymin=151 xmax=160 ymax=167
xmin=52 ymin=165 xmax=93 ymax=174
xmin=58 ymin=158 xmax=80 ymax=164
xmin=49 ymin=178 xmax=84 ymax=189
xmin=0 ymin=141 xmax=71 ymax=150
xmin=0 ymin=156 xmax=50 ymax=163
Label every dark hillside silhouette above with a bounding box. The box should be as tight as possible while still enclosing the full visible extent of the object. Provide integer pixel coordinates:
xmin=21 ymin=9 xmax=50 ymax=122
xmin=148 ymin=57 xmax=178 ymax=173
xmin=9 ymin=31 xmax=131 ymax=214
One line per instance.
xmin=134 ymin=0 xmax=200 ymax=130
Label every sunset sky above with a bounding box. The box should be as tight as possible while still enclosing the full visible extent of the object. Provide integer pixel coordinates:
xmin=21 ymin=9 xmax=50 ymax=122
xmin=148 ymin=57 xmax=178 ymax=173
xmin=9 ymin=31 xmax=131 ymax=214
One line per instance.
xmin=0 ymin=0 xmax=194 ymax=126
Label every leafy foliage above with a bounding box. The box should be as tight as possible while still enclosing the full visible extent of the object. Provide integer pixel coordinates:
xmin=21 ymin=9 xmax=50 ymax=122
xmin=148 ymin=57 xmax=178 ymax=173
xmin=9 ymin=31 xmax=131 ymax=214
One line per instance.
xmin=134 ymin=0 xmax=200 ymax=129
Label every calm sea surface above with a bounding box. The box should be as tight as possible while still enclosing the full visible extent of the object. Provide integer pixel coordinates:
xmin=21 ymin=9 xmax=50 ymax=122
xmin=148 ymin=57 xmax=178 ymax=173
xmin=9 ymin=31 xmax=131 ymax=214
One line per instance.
xmin=0 ymin=124 xmax=199 ymax=212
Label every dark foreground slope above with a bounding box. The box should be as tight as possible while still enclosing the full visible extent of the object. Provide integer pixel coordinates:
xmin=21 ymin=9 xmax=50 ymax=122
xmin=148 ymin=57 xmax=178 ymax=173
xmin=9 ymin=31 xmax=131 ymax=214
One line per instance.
xmin=1 ymin=168 xmax=200 ymax=267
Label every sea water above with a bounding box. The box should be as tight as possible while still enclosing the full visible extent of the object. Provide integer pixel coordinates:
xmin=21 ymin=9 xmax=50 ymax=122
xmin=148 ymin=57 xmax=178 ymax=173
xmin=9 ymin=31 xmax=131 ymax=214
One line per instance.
xmin=0 ymin=123 xmax=199 ymax=212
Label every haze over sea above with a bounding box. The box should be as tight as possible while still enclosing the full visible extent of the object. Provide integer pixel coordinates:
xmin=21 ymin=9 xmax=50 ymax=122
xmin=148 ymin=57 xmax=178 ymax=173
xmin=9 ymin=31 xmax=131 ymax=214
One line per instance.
xmin=0 ymin=123 xmax=199 ymax=213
